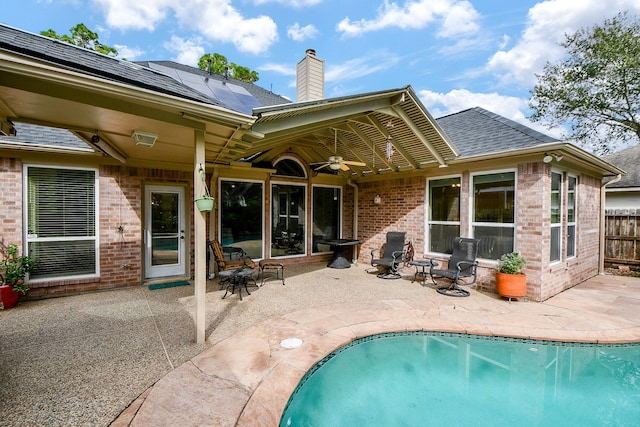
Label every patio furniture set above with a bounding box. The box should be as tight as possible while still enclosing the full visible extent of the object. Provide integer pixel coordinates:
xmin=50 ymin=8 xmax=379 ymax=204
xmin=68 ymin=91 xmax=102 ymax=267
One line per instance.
xmin=208 ymin=231 xmax=479 ymax=300
xmin=371 ymin=232 xmax=480 ymax=297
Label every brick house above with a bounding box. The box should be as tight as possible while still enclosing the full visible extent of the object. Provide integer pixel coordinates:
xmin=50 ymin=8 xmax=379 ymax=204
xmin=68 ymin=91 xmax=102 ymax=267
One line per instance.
xmin=0 ymin=25 xmax=622 ymax=340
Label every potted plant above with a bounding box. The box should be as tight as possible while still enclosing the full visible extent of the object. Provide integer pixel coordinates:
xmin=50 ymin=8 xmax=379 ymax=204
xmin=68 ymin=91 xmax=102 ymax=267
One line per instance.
xmin=0 ymin=243 xmax=34 ymax=309
xmin=195 ymin=165 xmax=214 ymax=212
xmin=495 ymin=251 xmax=527 ymax=300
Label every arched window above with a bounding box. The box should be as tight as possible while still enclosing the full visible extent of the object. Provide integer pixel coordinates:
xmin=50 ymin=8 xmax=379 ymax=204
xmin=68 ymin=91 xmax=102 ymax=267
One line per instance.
xmin=273 ymin=157 xmax=306 ymax=178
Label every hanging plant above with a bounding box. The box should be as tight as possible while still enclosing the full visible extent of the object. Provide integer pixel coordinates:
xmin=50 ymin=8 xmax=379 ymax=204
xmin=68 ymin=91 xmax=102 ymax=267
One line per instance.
xmin=195 ymin=164 xmax=214 ymax=212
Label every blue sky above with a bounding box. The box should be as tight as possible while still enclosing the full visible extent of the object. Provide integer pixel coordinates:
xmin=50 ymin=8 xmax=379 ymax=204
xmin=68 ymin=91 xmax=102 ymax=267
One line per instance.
xmin=3 ymin=0 xmax=640 ymax=143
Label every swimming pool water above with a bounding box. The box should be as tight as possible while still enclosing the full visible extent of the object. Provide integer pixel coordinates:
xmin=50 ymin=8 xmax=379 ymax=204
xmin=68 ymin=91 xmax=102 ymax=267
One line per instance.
xmin=280 ymin=332 xmax=640 ymax=426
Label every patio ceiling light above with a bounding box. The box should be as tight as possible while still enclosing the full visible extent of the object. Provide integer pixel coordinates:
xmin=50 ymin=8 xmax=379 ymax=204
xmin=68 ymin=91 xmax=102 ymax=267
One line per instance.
xmin=131 ymin=130 xmax=158 ymax=147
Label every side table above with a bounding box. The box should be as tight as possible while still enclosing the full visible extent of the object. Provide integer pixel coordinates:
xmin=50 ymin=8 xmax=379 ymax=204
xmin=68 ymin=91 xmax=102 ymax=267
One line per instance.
xmin=219 ymin=268 xmax=256 ymax=300
xmin=409 ymin=260 xmax=433 ymax=286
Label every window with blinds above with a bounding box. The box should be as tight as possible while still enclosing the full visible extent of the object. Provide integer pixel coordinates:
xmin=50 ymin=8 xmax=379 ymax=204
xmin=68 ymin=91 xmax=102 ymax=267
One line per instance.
xmin=25 ymin=166 xmax=98 ymax=280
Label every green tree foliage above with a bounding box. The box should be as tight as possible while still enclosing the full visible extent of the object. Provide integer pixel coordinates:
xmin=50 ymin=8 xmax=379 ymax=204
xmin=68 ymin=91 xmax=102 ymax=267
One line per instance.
xmin=529 ymin=11 xmax=640 ymax=154
xmin=197 ymin=53 xmax=259 ymax=83
xmin=41 ymin=23 xmax=118 ymax=57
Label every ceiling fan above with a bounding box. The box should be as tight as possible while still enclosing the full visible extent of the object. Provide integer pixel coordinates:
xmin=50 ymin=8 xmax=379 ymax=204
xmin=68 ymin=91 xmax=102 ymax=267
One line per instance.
xmin=311 ymin=129 xmax=366 ymax=171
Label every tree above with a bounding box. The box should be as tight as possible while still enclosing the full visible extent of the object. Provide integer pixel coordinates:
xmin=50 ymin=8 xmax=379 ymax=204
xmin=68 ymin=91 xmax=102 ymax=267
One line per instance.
xmin=529 ymin=11 xmax=640 ymax=154
xmin=41 ymin=23 xmax=118 ymax=57
xmin=197 ymin=53 xmax=259 ymax=83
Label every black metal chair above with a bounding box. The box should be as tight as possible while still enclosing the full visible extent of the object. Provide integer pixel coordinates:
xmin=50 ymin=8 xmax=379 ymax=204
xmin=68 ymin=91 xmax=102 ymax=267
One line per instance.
xmin=371 ymin=232 xmax=408 ymax=279
xmin=430 ymin=237 xmax=479 ymax=297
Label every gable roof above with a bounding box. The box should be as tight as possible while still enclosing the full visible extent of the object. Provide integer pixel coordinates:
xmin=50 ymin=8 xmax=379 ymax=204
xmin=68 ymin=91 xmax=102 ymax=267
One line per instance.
xmin=136 ymin=61 xmax=290 ymax=115
xmin=436 ymin=107 xmax=559 ymax=157
xmin=0 ymin=24 xmax=220 ymax=107
xmin=244 ymin=86 xmax=459 ymax=174
xmin=603 ymin=144 xmax=640 ymax=188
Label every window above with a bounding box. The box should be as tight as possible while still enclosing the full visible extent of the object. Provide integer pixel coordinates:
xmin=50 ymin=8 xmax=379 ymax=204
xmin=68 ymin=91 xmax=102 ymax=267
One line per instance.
xmin=472 ymin=171 xmax=515 ymax=260
xmin=427 ymin=177 xmax=460 ymax=254
xmin=550 ymin=171 xmax=562 ymax=262
xmin=274 ymin=158 xmax=306 ymax=178
xmin=312 ymin=186 xmax=341 ymax=254
xmin=25 ymin=166 xmax=98 ymax=280
xmin=271 ymin=183 xmax=306 ymax=257
xmin=567 ymin=175 xmax=577 ymax=258
xmin=220 ymin=180 xmax=264 ymax=259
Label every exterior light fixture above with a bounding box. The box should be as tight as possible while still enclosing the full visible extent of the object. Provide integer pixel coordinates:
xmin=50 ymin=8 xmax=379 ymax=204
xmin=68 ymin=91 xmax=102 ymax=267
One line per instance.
xmin=131 ymin=130 xmax=158 ymax=147
xmin=543 ymin=153 xmax=563 ymax=163
xmin=374 ymin=194 xmax=382 ymax=205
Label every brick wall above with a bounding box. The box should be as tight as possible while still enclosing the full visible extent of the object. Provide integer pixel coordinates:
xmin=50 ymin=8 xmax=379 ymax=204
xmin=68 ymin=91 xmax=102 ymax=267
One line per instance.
xmin=537 ymin=173 xmax=601 ymax=300
xmin=356 ymin=176 xmax=426 ymax=263
xmin=355 ymin=164 xmax=603 ymax=302
xmin=0 ymin=158 xmax=23 ymax=246
xmin=3 ymin=155 xmax=605 ymax=301
xmin=3 ymin=161 xmax=194 ymax=298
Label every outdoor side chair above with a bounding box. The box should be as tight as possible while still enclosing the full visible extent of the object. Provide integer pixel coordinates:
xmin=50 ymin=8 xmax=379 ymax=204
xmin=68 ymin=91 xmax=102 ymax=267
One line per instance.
xmin=430 ymin=237 xmax=479 ymax=297
xmin=370 ymin=231 xmax=408 ymax=279
xmin=207 ymin=239 xmax=256 ymax=286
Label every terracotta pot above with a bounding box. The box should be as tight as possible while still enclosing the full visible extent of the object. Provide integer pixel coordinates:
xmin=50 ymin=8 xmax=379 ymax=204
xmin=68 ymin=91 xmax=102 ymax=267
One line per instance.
xmin=0 ymin=284 xmax=20 ymax=309
xmin=496 ymin=272 xmax=527 ymax=299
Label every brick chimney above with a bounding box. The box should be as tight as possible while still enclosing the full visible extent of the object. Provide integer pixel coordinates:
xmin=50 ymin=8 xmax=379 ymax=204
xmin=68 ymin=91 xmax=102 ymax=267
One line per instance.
xmin=296 ymin=49 xmax=324 ymax=102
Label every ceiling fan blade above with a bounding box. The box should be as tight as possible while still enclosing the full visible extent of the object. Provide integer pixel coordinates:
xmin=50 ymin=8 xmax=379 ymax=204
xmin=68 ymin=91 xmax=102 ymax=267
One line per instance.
xmin=314 ymin=163 xmax=330 ymax=171
xmin=343 ymin=160 xmax=366 ymax=166
xmin=340 ymin=163 xmax=350 ymax=171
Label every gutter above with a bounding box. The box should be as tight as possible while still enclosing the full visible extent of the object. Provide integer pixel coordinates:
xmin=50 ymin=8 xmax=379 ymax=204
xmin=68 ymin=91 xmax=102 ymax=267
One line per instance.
xmin=347 ymin=179 xmax=359 ymax=263
xmin=599 ymin=174 xmax=622 ymax=274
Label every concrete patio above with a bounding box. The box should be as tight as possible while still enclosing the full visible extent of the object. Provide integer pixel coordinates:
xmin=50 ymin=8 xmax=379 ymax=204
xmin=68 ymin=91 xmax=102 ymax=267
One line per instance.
xmin=1 ymin=263 xmax=639 ymax=426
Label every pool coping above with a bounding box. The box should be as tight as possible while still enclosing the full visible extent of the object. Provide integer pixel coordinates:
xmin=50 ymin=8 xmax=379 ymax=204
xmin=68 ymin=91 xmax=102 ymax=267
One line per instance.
xmin=117 ymin=279 xmax=640 ymax=426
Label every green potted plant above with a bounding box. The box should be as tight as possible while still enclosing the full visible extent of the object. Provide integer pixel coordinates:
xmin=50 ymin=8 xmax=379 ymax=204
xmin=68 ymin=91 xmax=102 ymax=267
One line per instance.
xmin=195 ymin=165 xmax=214 ymax=212
xmin=495 ymin=252 xmax=527 ymax=300
xmin=0 ymin=243 xmax=34 ymax=309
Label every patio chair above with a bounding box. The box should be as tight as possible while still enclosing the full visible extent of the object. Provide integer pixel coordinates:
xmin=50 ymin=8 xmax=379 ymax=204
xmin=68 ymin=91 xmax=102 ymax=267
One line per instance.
xmin=207 ymin=239 xmax=256 ymax=285
xmin=370 ymin=232 xmax=408 ymax=279
xmin=430 ymin=237 xmax=479 ymax=297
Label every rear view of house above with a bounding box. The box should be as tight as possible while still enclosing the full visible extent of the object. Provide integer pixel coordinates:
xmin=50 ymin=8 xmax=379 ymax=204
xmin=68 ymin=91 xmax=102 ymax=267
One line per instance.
xmin=0 ymin=23 xmax=623 ymax=330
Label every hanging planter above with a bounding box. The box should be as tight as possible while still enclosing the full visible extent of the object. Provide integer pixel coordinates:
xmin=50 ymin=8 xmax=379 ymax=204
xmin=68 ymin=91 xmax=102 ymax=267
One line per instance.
xmin=195 ymin=196 xmax=215 ymax=212
xmin=195 ymin=164 xmax=214 ymax=212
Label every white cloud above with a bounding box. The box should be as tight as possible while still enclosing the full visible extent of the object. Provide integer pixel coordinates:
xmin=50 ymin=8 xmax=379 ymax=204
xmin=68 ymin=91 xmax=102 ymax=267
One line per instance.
xmin=287 ymin=23 xmax=319 ymax=41
xmin=259 ymin=63 xmax=296 ymax=76
xmin=94 ymin=0 xmax=171 ymax=31
xmin=325 ymin=51 xmax=401 ymax=83
xmin=253 ymin=0 xmax=322 ymax=6
xmin=486 ymin=0 xmax=640 ymax=87
xmin=418 ymin=88 xmax=563 ymax=138
xmin=164 ymin=36 xmax=205 ymax=66
xmin=337 ymin=0 xmax=480 ymax=38
xmin=94 ymin=0 xmax=278 ymax=54
xmin=114 ymin=44 xmax=144 ymax=61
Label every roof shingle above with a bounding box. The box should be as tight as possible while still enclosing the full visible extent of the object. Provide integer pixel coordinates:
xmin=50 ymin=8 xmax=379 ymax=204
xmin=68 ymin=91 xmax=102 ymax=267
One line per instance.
xmin=436 ymin=107 xmax=559 ymax=157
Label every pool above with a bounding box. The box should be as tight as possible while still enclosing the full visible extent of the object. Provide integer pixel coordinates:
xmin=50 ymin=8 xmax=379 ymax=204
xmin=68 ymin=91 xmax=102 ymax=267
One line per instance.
xmin=280 ymin=332 xmax=640 ymax=426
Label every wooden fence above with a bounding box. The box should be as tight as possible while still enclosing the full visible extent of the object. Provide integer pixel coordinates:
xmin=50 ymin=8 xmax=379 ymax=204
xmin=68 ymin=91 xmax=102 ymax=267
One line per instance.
xmin=604 ymin=209 xmax=640 ymax=265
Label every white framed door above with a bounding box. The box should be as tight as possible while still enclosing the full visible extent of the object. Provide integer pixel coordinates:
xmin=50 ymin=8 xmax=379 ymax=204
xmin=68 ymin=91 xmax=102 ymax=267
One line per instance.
xmin=144 ymin=185 xmax=186 ymax=279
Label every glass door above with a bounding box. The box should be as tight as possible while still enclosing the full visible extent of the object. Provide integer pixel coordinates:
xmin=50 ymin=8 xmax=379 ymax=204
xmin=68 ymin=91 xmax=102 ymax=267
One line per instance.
xmin=145 ymin=185 xmax=185 ymax=278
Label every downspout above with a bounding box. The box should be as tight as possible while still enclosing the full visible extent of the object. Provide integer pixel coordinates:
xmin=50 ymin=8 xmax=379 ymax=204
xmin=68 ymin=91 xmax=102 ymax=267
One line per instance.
xmin=347 ymin=179 xmax=359 ymax=263
xmin=599 ymin=174 xmax=622 ymax=274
